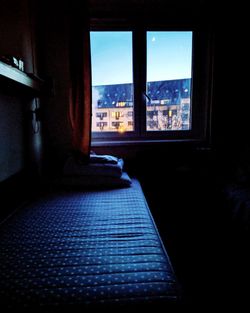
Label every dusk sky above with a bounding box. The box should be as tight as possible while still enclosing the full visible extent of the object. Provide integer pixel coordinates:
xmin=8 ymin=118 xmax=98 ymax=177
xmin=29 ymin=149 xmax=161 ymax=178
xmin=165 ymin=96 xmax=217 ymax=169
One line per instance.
xmin=90 ymin=31 xmax=193 ymax=86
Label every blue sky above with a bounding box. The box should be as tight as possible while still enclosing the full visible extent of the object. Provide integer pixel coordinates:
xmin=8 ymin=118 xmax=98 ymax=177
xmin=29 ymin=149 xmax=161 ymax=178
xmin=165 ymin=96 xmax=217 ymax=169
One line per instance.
xmin=90 ymin=31 xmax=192 ymax=86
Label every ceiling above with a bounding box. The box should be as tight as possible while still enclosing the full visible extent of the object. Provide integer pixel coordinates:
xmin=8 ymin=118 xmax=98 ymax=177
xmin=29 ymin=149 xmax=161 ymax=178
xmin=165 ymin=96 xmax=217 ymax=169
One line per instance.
xmin=88 ymin=0 xmax=209 ymax=16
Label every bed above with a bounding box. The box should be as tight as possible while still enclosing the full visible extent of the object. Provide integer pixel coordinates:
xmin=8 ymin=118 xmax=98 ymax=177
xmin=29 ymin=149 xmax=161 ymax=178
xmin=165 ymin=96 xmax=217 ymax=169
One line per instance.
xmin=0 ymin=178 xmax=181 ymax=312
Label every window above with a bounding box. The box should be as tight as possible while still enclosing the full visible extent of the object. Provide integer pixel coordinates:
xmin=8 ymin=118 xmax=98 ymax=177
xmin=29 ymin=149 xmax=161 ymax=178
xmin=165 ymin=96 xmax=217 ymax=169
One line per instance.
xmin=90 ymin=29 xmax=212 ymax=144
xmin=146 ymin=32 xmax=192 ymax=132
xmin=90 ymin=32 xmax=134 ymax=134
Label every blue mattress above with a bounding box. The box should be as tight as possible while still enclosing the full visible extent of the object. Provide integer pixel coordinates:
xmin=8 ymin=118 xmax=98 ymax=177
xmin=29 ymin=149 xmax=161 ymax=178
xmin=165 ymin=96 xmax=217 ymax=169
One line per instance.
xmin=0 ymin=179 xmax=180 ymax=311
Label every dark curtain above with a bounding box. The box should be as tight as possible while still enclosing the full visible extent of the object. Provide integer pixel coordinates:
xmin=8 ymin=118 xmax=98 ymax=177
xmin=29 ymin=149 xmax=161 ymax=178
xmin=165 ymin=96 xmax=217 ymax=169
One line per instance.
xmin=68 ymin=2 xmax=92 ymax=160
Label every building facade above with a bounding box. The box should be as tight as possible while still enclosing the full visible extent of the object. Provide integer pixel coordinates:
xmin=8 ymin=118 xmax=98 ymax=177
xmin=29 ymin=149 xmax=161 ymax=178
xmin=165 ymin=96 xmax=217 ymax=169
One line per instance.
xmin=92 ymin=78 xmax=191 ymax=132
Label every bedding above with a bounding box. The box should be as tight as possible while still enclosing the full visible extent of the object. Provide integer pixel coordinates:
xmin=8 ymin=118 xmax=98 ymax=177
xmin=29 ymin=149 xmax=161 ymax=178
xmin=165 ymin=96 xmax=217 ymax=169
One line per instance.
xmin=56 ymin=171 xmax=132 ymax=188
xmin=0 ymin=179 xmax=180 ymax=312
xmin=88 ymin=153 xmax=120 ymax=164
xmin=63 ymin=156 xmax=124 ymax=177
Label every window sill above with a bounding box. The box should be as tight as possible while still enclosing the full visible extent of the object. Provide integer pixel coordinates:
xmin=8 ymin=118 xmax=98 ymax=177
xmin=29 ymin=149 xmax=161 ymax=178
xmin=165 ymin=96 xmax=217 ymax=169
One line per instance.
xmin=91 ymin=138 xmax=205 ymax=147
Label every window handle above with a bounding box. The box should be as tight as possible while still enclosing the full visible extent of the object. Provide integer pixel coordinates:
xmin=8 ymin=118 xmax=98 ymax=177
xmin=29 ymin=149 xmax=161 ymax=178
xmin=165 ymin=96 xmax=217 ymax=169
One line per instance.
xmin=142 ymin=91 xmax=151 ymax=103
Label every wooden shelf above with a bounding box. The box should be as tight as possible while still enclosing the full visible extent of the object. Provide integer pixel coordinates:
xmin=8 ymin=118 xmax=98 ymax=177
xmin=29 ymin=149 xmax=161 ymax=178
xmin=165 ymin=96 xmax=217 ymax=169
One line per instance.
xmin=0 ymin=60 xmax=43 ymax=92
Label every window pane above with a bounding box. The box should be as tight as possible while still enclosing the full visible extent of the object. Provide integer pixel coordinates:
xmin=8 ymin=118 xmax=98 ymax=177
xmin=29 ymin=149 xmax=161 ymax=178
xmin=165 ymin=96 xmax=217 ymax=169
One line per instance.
xmin=90 ymin=31 xmax=134 ymax=133
xmin=146 ymin=31 xmax=192 ymax=131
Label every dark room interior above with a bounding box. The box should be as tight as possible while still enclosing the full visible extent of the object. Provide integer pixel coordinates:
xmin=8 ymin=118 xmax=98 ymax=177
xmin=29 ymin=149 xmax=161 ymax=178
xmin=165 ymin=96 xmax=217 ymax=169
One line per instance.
xmin=0 ymin=0 xmax=249 ymax=311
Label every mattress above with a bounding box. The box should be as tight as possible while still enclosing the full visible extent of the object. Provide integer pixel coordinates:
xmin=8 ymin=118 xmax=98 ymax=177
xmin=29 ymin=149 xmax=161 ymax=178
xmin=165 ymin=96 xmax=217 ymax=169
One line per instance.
xmin=0 ymin=179 xmax=180 ymax=312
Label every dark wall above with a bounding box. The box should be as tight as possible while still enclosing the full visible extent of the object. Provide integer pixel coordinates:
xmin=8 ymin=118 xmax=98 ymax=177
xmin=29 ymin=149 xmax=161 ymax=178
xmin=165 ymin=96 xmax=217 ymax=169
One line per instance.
xmin=212 ymin=3 xmax=249 ymax=161
xmin=0 ymin=1 xmax=247 ymax=180
xmin=0 ymin=0 xmax=44 ymax=221
xmin=0 ymin=93 xmax=24 ymax=182
xmin=0 ymin=0 xmax=38 ymax=183
xmin=36 ymin=0 xmax=250 ymax=174
xmin=0 ymin=0 xmax=34 ymax=73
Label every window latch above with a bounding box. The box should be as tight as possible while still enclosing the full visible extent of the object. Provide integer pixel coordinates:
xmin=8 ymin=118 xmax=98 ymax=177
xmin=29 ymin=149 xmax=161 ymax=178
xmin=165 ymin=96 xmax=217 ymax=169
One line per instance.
xmin=143 ymin=92 xmax=152 ymax=103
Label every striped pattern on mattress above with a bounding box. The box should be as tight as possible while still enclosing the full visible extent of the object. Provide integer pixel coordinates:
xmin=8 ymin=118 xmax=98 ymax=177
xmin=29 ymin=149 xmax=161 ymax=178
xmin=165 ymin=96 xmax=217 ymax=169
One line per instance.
xmin=0 ymin=179 xmax=180 ymax=311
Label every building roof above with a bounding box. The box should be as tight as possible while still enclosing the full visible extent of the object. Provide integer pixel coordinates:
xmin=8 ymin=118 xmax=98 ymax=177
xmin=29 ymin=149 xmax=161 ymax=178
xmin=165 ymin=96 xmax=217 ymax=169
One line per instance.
xmin=93 ymin=78 xmax=191 ymax=108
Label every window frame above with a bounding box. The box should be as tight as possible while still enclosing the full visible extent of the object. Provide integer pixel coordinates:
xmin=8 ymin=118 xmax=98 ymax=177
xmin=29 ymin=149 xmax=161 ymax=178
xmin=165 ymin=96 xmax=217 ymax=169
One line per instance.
xmin=90 ymin=24 xmax=214 ymax=147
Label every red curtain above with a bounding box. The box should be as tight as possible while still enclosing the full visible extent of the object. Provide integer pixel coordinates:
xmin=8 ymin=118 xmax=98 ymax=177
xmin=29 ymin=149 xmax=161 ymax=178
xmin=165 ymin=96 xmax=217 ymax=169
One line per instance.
xmin=68 ymin=3 xmax=92 ymax=160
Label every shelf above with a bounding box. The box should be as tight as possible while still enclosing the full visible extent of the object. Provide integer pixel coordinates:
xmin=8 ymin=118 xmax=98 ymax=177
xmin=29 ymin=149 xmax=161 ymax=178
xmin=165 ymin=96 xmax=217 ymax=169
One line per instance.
xmin=0 ymin=60 xmax=43 ymax=93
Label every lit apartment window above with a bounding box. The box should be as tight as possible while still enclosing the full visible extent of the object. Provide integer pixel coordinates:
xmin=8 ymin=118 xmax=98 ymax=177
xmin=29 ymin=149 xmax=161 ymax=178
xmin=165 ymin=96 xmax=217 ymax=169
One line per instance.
xmin=96 ymin=122 xmax=108 ymax=130
xmin=90 ymin=29 xmax=212 ymax=143
xmin=96 ymin=112 xmax=107 ymax=120
xmin=111 ymin=111 xmax=123 ymax=120
xmin=112 ymin=121 xmax=124 ymax=132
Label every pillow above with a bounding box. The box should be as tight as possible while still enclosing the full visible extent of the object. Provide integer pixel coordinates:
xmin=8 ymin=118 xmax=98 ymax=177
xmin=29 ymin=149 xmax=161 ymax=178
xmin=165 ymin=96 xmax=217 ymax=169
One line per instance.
xmin=89 ymin=153 xmax=119 ymax=164
xmin=71 ymin=151 xmax=120 ymax=165
xmin=63 ymin=157 xmax=124 ymax=177
xmin=54 ymin=172 xmax=132 ymax=189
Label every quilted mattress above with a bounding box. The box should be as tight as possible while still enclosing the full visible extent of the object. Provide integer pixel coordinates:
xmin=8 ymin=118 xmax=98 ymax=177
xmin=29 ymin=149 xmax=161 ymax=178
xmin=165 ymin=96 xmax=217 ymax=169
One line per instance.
xmin=0 ymin=179 xmax=180 ymax=312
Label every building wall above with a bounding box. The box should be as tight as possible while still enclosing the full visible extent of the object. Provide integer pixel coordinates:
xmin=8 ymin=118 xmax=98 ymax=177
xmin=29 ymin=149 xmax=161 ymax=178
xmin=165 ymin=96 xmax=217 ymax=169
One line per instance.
xmin=93 ymin=107 xmax=133 ymax=132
